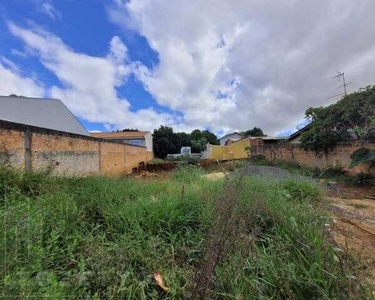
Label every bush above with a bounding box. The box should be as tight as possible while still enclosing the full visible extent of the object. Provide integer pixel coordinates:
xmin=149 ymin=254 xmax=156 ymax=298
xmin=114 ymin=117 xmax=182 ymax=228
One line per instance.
xmin=172 ymin=164 xmax=203 ymax=183
xmin=279 ymin=180 xmax=322 ymax=203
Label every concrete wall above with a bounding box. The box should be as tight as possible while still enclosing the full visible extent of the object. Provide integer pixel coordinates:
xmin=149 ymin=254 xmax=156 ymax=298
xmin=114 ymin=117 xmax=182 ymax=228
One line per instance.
xmin=250 ymin=139 xmax=375 ymax=176
xmin=0 ymin=120 xmax=153 ymax=176
xmin=207 ymin=138 xmax=250 ymax=160
xmin=288 ymin=135 xmax=302 ymax=144
xmin=144 ymin=132 xmax=153 ymax=152
xmin=91 ymin=134 xmax=153 ymax=153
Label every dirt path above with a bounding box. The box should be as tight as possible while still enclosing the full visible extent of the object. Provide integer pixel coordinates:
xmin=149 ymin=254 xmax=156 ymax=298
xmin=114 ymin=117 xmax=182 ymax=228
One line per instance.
xmin=326 ymin=184 xmax=375 ymax=290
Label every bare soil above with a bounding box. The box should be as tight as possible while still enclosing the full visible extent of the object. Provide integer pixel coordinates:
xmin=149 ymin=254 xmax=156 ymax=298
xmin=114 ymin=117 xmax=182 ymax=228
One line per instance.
xmin=326 ymin=183 xmax=375 ymax=290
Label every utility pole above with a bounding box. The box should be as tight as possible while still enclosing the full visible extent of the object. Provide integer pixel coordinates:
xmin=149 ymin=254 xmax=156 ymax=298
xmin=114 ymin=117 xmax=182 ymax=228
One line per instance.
xmin=329 ymin=71 xmax=350 ymax=99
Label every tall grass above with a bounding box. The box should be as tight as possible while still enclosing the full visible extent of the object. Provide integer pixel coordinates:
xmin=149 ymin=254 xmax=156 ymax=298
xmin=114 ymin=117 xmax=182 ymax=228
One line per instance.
xmin=0 ymin=166 xmax=370 ymax=299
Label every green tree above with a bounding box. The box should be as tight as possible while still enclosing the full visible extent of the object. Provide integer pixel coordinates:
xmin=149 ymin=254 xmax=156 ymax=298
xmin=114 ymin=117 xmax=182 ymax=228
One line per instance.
xmin=300 ymin=85 xmax=375 ymax=153
xmin=190 ymin=129 xmax=218 ymax=152
xmin=152 ymin=127 xmax=219 ymax=157
xmin=121 ymin=128 xmax=139 ymax=132
xmin=152 ymin=126 xmax=181 ymax=158
xmin=202 ymin=130 xmax=219 ymax=145
xmin=176 ymin=132 xmax=191 ymax=147
xmin=243 ymin=127 xmax=266 ymax=137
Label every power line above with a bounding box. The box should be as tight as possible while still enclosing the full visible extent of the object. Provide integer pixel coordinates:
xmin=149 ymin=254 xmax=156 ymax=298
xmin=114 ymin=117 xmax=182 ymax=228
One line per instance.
xmin=0 ymin=86 xmax=12 ymax=95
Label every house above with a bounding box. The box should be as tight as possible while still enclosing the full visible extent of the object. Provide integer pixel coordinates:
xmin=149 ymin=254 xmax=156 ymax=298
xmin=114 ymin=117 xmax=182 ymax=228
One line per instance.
xmin=218 ymin=132 xmax=244 ymax=146
xmin=250 ymin=136 xmax=288 ymax=145
xmin=91 ymin=131 xmax=153 ymax=152
xmin=287 ymin=124 xmax=311 ymax=144
xmin=0 ymin=95 xmax=90 ymax=136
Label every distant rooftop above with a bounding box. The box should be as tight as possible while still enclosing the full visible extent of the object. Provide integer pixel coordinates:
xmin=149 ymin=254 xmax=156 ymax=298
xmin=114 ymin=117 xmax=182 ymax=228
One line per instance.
xmin=218 ymin=132 xmax=243 ymax=140
xmin=0 ymin=96 xmax=90 ymax=136
xmin=91 ymin=131 xmax=149 ymax=139
xmin=250 ymin=136 xmax=288 ymax=140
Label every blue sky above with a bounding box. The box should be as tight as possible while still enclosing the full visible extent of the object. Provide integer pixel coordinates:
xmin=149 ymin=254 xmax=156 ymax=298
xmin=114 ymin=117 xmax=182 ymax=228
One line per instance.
xmin=1 ymin=0 xmax=375 ymax=135
xmin=0 ymin=0 xmax=162 ymax=132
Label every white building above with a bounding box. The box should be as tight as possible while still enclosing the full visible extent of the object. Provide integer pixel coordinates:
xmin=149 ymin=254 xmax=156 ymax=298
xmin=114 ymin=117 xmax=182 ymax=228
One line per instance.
xmin=218 ymin=132 xmax=244 ymax=146
xmin=91 ymin=131 xmax=153 ymax=152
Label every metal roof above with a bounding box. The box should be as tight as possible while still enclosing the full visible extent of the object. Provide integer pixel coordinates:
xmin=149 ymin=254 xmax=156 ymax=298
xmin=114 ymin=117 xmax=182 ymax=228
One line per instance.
xmin=288 ymin=124 xmax=311 ymax=140
xmin=91 ymin=131 xmax=149 ymax=139
xmin=0 ymin=96 xmax=90 ymax=136
xmin=218 ymin=132 xmax=243 ymax=140
xmin=249 ymin=136 xmax=288 ymax=140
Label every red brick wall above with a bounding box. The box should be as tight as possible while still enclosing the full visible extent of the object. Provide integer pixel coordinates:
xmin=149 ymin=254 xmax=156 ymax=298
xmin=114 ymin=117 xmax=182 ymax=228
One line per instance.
xmin=0 ymin=120 xmax=152 ymax=176
xmin=250 ymin=140 xmax=375 ymax=175
xmin=0 ymin=128 xmax=25 ymax=168
xmin=31 ymin=132 xmax=100 ymax=175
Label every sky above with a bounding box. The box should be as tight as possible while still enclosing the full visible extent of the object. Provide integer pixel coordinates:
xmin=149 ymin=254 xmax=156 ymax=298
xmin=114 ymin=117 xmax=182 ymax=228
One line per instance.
xmin=1 ymin=0 xmax=375 ymax=136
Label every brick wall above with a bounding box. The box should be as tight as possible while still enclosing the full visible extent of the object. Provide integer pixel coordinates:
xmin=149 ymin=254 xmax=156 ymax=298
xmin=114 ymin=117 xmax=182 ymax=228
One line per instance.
xmin=250 ymin=139 xmax=375 ymax=176
xmin=0 ymin=127 xmax=25 ymax=167
xmin=0 ymin=120 xmax=153 ymax=176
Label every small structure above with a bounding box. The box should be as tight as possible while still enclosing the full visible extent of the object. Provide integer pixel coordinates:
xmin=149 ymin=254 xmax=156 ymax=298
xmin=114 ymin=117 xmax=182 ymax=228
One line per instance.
xmin=166 ymin=147 xmax=199 ymax=161
xmin=218 ymin=132 xmax=244 ymax=146
xmin=0 ymin=95 xmax=89 ymax=136
xmin=251 ymin=136 xmax=288 ymax=145
xmin=288 ymin=124 xmax=311 ymax=144
xmin=181 ymin=146 xmax=191 ymax=155
xmin=91 ymin=131 xmax=153 ymax=152
xmin=204 ymin=136 xmax=288 ymax=161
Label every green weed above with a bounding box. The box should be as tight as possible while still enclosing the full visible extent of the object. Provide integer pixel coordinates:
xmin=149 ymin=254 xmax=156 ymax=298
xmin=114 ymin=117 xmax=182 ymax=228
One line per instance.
xmin=0 ymin=166 xmax=370 ymax=299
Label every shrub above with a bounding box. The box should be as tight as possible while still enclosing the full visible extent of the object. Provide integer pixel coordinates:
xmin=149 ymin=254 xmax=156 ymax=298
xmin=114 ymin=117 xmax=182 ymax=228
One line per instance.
xmin=172 ymin=165 xmax=204 ymax=183
xmin=0 ymin=167 xmax=370 ymax=299
xmin=279 ymin=180 xmax=322 ymax=203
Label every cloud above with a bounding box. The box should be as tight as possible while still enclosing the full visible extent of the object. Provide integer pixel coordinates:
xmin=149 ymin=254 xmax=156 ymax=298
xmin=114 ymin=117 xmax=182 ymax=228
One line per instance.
xmin=8 ymin=22 xmax=174 ymax=131
xmin=40 ymin=0 xmax=61 ymax=20
xmin=0 ymin=57 xmax=44 ymax=97
xmin=108 ymin=0 xmax=375 ymax=134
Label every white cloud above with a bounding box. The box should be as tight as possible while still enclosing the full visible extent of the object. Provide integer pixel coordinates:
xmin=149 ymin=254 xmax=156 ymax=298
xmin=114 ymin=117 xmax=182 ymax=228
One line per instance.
xmin=8 ymin=23 xmax=174 ymax=131
xmin=108 ymin=0 xmax=375 ymax=134
xmin=0 ymin=57 xmax=44 ymax=97
xmin=108 ymin=36 xmax=129 ymax=63
xmin=40 ymin=0 xmax=61 ymax=20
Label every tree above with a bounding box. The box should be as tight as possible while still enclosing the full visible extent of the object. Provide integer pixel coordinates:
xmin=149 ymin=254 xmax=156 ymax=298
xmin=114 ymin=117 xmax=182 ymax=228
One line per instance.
xmin=121 ymin=128 xmax=139 ymax=132
xmin=190 ymin=129 xmax=219 ymax=152
xmin=176 ymin=132 xmax=191 ymax=147
xmin=152 ymin=127 xmax=219 ymax=157
xmin=300 ymin=85 xmax=375 ymax=153
xmin=202 ymin=130 xmax=219 ymax=145
xmin=243 ymin=127 xmax=266 ymax=137
xmin=152 ymin=126 xmax=181 ymax=158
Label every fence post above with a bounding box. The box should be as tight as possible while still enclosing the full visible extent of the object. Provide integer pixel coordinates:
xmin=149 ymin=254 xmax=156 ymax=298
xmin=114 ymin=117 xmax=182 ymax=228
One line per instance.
xmin=24 ymin=129 xmax=32 ymax=171
xmin=98 ymin=140 xmax=101 ymax=173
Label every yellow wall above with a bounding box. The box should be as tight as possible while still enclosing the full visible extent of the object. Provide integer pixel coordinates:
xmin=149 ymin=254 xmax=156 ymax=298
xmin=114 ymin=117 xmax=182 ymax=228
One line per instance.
xmin=208 ymin=138 xmax=250 ymax=160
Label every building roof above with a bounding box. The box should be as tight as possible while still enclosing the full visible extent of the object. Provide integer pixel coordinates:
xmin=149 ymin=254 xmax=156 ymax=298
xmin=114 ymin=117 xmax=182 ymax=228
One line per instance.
xmin=249 ymin=136 xmax=288 ymax=140
xmin=288 ymin=124 xmax=311 ymax=140
xmin=91 ymin=131 xmax=149 ymax=139
xmin=218 ymin=132 xmax=243 ymax=140
xmin=0 ymin=96 xmax=90 ymax=136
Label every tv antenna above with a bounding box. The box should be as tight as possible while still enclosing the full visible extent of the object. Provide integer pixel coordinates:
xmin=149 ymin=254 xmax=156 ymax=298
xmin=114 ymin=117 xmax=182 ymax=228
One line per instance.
xmin=328 ymin=71 xmax=350 ymax=99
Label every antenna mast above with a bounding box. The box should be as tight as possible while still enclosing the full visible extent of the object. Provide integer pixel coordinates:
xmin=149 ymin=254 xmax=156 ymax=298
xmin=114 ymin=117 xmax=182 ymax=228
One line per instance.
xmin=331 ymin=71 xmax=350 ymax=97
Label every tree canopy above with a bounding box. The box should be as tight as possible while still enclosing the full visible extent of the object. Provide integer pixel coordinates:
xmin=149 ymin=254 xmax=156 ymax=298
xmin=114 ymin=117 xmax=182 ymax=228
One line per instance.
xmin=242 ymin=127 xmax=266 ymax=137
xmin=121 ymin=128 xmax=139 ymax=132
xmin=300 ymin=85 xmax=375 ymax=153
xmin=152 ymin=126 xmax=219 ymax=158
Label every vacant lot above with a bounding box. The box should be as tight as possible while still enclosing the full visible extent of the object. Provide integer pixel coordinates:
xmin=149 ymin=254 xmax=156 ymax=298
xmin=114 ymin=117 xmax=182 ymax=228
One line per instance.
xmin=0 ymin=165 xmax=372 ymax=299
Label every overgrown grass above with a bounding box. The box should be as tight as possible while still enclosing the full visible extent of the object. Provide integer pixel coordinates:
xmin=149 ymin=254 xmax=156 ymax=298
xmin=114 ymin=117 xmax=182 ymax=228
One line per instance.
xmin=0 ymin=166 xmax=370 ymax=299
xmin=249 ymin=156 xmax=371 ymax=185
